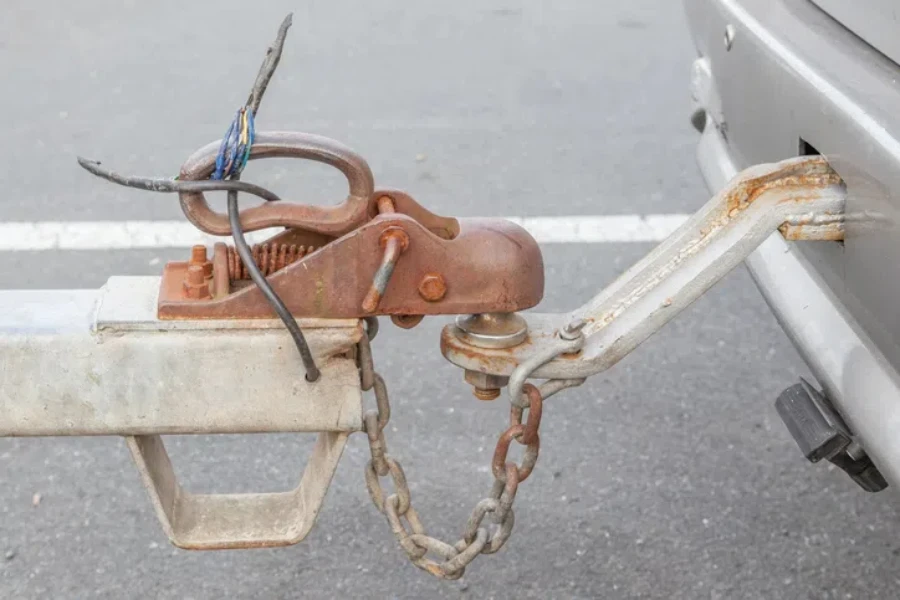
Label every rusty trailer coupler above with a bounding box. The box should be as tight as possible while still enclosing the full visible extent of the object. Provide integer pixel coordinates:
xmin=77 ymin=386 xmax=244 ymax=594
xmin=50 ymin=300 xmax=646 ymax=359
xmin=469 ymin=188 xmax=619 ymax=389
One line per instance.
xmin=157 ymin=131 xmax=543 ymax=321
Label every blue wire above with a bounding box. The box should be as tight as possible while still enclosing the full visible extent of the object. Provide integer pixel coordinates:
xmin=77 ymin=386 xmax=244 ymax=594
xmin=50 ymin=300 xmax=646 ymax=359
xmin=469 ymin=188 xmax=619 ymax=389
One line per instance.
xmin=212 ymin=108 xmax=255 ymax=181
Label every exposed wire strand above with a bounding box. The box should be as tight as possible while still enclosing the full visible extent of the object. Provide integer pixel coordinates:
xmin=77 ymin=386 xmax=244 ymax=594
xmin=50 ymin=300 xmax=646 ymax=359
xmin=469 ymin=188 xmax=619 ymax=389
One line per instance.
xmin=75 ymin=12 xmax=321 ymax=382
xmin=76 ymin=157 xmax=281 ymax=203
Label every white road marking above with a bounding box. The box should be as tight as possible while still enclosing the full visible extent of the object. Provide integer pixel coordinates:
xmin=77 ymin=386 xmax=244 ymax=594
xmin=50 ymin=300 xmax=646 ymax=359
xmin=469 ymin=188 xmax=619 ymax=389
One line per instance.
xmin=506 ymin=215 xmax=689 ymax=243
xmin=0 ymin=215 xmax=690 ymax=251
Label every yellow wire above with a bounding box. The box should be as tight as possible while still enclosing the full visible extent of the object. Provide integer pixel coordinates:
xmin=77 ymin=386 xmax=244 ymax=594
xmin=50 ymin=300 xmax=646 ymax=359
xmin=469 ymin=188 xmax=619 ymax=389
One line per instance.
xmin=239 ymin=109 xmax=249 ymax=145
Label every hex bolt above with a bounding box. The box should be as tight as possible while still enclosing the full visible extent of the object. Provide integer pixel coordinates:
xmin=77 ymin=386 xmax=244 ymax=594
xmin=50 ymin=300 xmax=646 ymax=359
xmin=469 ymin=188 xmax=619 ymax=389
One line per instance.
xmin=559 ymin=318 xmax=587 ymax=340
xmin=183 ymin=264 xmax=211 ymax=300
xmin=187 ymin=264 xmax=205 ymax=286
xmin=190 ymin=244 xmax=213 ymax=279
xmin=418 ymin=273 xmax=446 ymax=302
xmin=464 ymin=370 xmax=509 ymax=402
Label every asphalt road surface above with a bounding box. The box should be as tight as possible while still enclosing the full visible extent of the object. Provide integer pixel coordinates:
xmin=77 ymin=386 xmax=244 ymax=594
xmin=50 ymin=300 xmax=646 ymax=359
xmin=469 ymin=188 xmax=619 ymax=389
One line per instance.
xmin=2 ymin=1 xmax=899 ymax=598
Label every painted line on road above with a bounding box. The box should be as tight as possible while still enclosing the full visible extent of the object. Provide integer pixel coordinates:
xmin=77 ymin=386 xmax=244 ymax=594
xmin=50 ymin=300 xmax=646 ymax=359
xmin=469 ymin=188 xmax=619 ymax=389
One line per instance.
xmin=0 ymin=215 xmax=690 ymax=250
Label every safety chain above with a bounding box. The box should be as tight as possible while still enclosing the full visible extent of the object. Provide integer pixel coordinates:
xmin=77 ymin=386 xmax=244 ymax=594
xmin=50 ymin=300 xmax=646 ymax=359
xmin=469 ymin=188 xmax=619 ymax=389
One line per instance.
xmin=358 ymin=319 xmax=552 ymax=580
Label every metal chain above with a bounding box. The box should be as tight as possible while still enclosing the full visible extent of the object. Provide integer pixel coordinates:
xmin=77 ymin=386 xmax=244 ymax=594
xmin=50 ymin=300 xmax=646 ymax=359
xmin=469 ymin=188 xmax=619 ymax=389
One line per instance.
xmin=358 ymin=319 xmax=548 ymax=580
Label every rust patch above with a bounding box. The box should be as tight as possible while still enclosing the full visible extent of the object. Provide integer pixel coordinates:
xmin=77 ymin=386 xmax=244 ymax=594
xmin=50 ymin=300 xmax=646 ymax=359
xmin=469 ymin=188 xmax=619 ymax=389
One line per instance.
xmin=722 ymin=157 xmax=843 ymax=217
xmin=778 ymin=221 xmax=844 ymax=241
xmin=440 ymin=325 xmax=525 ymax=373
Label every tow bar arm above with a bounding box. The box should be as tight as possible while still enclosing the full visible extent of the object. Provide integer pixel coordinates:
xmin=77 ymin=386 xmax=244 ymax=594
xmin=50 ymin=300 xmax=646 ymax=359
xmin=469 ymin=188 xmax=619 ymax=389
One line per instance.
xmin=441 ymin=155 xmax=847 ymax=403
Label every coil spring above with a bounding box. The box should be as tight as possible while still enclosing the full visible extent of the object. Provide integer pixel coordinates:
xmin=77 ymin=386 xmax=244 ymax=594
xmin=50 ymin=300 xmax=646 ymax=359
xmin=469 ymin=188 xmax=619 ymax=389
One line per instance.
xmin=226 ymin=243 xmax=316 ymax=280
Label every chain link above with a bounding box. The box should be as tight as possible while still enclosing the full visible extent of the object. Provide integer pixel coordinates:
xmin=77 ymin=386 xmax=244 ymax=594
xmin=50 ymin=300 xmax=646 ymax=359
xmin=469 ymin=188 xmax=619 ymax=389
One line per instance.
xmin=358 ymin=318 xmax=551 ymax=579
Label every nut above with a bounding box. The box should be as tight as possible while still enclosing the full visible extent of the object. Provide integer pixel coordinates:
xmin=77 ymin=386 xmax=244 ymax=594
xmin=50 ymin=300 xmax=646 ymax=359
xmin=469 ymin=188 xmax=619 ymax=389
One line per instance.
xmin=418 ymin=273 xmax=446 ymax=302
xmin=473 ymin=388 xmax=501 ymax=401
xmin=183 ymin=264 xmax=211 ymax=300
xmin=189 ymin=245 xmax=213 ymax=279
xmin=464 ymin=370 xmax=509 ymax=402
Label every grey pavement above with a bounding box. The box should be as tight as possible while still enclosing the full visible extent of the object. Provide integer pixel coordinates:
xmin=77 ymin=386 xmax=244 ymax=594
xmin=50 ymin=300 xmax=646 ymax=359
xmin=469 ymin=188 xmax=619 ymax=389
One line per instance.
xmin=1 ymin=1 xmax=899 ymax=598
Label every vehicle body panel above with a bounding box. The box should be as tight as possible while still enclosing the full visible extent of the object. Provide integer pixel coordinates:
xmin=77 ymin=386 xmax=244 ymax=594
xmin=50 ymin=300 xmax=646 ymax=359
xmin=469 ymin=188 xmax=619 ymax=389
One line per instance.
xmin=812 ymin=0 xmax=900 ymax=67
xmin=684 ymin=0 xmax=900 ymax=484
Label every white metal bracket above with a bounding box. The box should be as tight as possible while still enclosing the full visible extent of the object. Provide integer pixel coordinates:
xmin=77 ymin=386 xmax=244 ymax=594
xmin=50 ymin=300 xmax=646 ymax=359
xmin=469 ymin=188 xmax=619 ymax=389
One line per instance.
xmin=127 ymin=432 xmax=348 ymax=549
xmin=0 ymin=277 xmax=364 ymax=549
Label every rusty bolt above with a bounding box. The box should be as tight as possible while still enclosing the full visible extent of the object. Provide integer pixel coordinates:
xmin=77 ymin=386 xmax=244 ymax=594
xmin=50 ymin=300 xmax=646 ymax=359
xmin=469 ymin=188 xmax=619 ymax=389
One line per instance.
xmin=190 ymin=245 xmax=207 ymax=265
xmin=187 ymin=265 xmax=204 ymax=286
xmin=464 ymin=370 xmax=509 ymax=402
xmin=473 ymin=387 xmax=501 ymax=401
xmin=189 ymin=245 xmax=213 ymax=279
xmin=391 ymin=314 xmax=425 ymax=329
xmin=183 ymin=264 xmax=211 ymax=300
xmin=376 ymin=195 xmax=396 ymax=215
xmin=418 ymin=273 xmax=446 ymax=302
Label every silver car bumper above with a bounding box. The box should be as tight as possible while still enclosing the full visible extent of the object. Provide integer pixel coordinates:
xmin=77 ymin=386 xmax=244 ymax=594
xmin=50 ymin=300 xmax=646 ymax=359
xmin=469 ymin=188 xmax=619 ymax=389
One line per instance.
xmin=685 ymin=0 xmax=900 ymax=488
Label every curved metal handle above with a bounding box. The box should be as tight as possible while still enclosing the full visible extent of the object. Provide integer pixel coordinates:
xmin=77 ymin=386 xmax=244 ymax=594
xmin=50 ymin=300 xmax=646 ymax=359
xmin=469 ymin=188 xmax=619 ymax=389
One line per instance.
xmin=178 ymin=131 xmax=375 ymax=236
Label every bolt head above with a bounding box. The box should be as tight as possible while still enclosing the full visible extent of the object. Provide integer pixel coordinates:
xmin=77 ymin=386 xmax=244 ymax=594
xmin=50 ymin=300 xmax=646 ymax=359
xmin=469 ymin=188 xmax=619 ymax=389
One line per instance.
xmin=379 ymin=226 xmax=410 ymax=251
xmin=559 ymin=318 xmax=587 ymax=340
xmin=418 ymin=273 xmax=447 ymax=302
